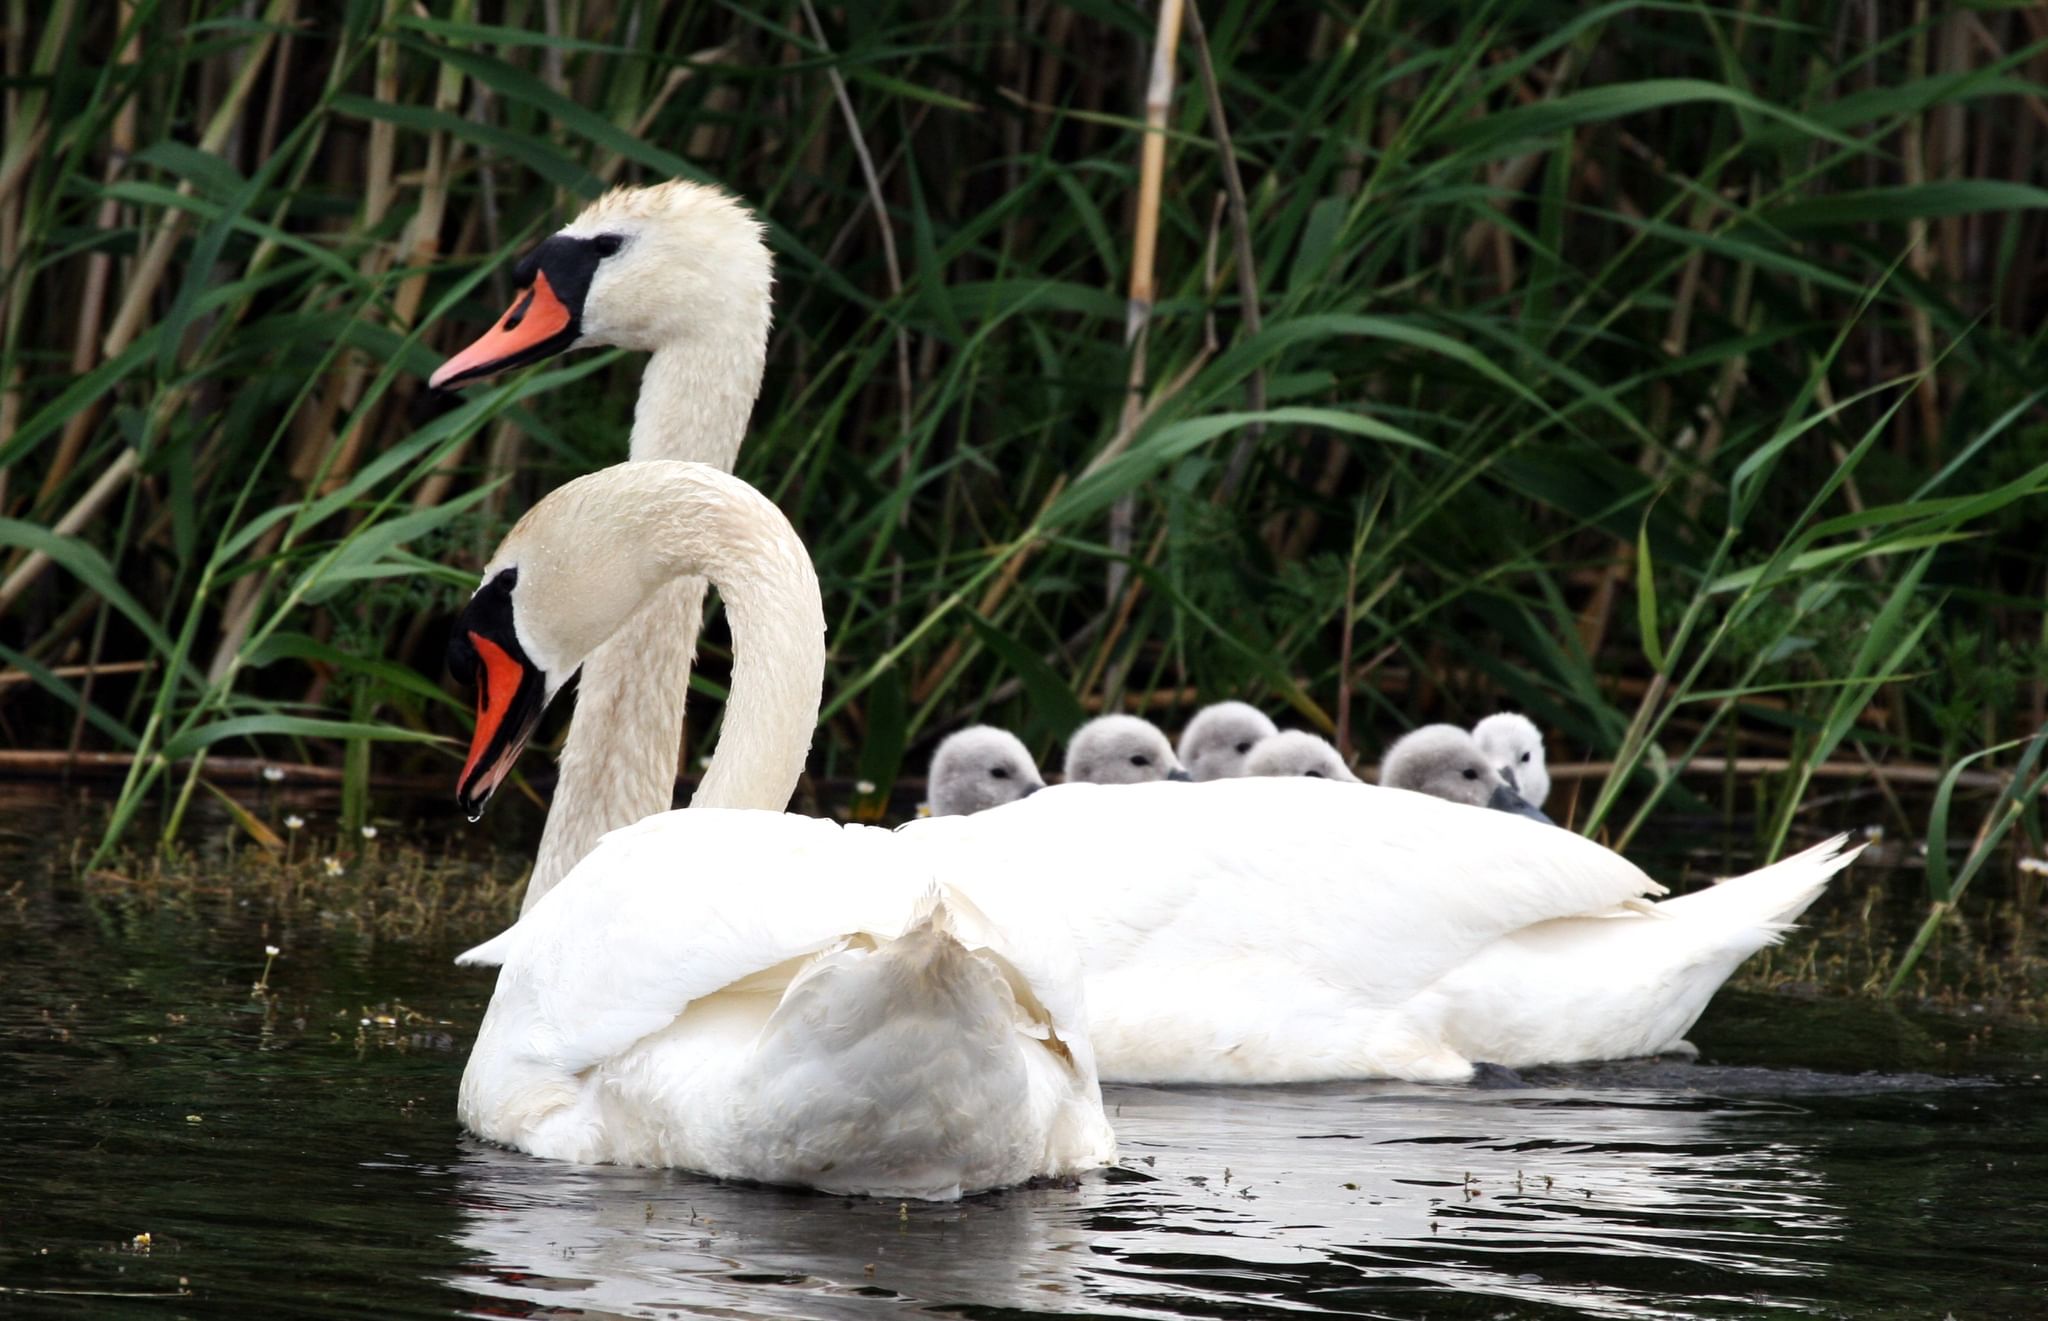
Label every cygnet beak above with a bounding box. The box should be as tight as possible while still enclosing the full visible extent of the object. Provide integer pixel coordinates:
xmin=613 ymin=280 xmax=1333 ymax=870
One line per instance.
xmin=1486 ymin=781 xmax=1554 ymax=825
xmin=1165 ymin=767 xmax=1193 ymax=783
xmin=1021 ymin=782 xmax=1043 ymax=797
xmin=1499 ymin=765 xmax=1521 ymax=793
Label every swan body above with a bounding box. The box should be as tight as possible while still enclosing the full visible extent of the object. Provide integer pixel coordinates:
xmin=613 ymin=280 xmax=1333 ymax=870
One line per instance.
xmin=511 ymin=773 xmax=1860 ymax=1086
xmin=445 ymin=462 xmax=1112 ymax=1195
xmin=457 ymin=810 xmax=1112 ymax=1196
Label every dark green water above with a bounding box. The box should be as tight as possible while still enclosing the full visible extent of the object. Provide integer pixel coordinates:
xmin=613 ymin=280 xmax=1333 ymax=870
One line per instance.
xmin=3 ymin=789 xmax=2044 ymax=1319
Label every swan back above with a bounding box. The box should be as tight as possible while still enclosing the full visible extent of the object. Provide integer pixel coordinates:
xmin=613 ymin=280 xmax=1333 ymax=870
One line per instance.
xmin=1063 ymin=714 xmax=1187 ymax=785
xmin=928 ymin=726 xmax=1045 ymax=816
xmin=1242 ymin=730 xmax=1360 ymax=782
xmin=1177 ymin=701 xmax=1280 ymax=780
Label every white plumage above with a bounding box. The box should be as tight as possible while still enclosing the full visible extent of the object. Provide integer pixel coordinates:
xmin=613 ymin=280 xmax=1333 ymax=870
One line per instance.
xmin=472 ymin=775 xmax=1859 ymax=1095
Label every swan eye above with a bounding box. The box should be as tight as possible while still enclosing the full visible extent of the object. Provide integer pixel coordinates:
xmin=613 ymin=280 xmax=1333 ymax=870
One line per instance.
xmin=1461 ymin=768 xmax=1479 ymax=781
xmin=1520 ymin=751 xmax=1531 ymax=763
xmin=989 ymin=766 xmax=1010 ymax=780
xmin=1235 ymin=741 xmax=1252 ymax=754
xmin=590 ymin=233 xmax=626 ymax=257
xmin=1130 ymin=754 xmax=1151 ymax=767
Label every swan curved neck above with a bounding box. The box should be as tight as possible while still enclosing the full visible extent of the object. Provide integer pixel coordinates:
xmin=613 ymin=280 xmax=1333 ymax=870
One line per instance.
xmin=524 ymin=325 xmax=770 ymax=913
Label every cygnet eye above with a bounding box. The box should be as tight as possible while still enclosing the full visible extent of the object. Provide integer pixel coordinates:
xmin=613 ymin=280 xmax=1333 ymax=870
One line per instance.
xmin=1461 ymin=768 xmax=1479 ymax=781
xmin=1520 ymin=751 xmax=1531 ymax=763
xmin=1305 ymin=770 xmax=1324 ymax=779
xmin=1235 ymin=741 xmax=1252 ymax=754
xmin=1130 ymin=754 xmax=1151 ymax=767
xmin=989 ymin=766 xmax=1010 ymax=780
xmin=590 ymin=233 xmax=626 ymax=257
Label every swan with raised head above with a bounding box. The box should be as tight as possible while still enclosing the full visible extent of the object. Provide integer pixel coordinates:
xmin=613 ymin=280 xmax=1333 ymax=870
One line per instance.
xmin=1243 ymin=730 xmax=1360 ymax=782
xmin=927 ymin=726 xmax=1045 ymax=816
xmin=447 ymin=462 xmax=1114 ymax=1197
xmin=1063 ymin=714 xmax=1190 ymax=785
xmin=1381 ymin=724 xmax=1553 ymax=824
xmin=432 ymin=180 xmax=773 ymax=914
xmin=1178 ymin=701 xmax=1279 ymax=780
xmin=1472 ymin=712 xmax=1551 ymax=809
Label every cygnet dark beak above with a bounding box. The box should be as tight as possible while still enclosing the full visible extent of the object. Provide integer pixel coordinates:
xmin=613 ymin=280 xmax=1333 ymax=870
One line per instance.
xmin=1021 ymin=782 xmax=1043 ymax=797
xmin=1499 ymin=765 xmax=1521 ymax=793
xmin=1165 ymin=767 xmax=1193 ymax=783
xmin=1486 ymin=781 xmax=1554 ymax=825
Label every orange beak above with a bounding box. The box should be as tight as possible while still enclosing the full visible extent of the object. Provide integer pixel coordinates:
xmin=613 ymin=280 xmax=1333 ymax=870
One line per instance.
xmin=430 ymin=270 xmax=577 ymax=391
xmin=456 ymin=630 xmax=548 ymax=820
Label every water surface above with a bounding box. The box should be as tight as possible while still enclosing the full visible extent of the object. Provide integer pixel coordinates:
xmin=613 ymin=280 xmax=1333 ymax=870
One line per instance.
xmin=3 ymin=789 xmax=2044 ymax=1319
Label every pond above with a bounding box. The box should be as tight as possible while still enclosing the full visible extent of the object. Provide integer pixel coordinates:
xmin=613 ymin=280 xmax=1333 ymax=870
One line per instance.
xmin=2 ymin=785 xmax=2044 ymax=1320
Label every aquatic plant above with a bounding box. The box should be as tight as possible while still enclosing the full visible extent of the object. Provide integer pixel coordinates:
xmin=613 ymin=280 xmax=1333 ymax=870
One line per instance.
xmin=0 ymin=3 xmax=2044 ymax=979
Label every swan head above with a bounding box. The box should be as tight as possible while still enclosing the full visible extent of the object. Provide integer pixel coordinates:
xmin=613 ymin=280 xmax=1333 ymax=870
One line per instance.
xmin=1379 ymin=724 xmax=1552 ymax=823
xmin=927 ymin=726 xmax=1046 ymax=817
xmin=444 ymin=464 xmax=712 ymax=818
xmin=1242 ymin=730 xmax=1360 ymax=782
xmin=1177 ymin=701 xmax=1280 ymax=780
xmin=430 ymin=180 xmax=773 ymax=388
xmin=1472 ymin=711 xmax=1550 ymax=809
xmin=1063 ymin=714 xmax=1190 ymax=786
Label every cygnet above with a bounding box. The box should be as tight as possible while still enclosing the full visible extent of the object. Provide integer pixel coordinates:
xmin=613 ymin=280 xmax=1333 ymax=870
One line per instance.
xmin=927 ymin=725 xmax=1046 ymax=817
xmin=1471 ymin=712 xmax=1550 ymax=809
xmin=1063 ymin=714 xmax=1191 ymax=785
xmin=1242 ymin=730 xmax=1361 ymax=782
xmin=1177 ymin=701 xmax=1281 ymax=781
xmin=1379 ymin=724 xmax=1552 ymax=823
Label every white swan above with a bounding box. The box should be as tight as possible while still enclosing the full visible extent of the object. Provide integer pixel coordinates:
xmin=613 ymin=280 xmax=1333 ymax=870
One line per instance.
xmin=431 ymin=180 xmax=773 ymax=912
xmin=1381 ymin=724 xmax=1552 ymax=823
xmin=1177 ymin=701 xmax=1279 ymax=780
xmin=1063 ymin=713 xmax=1191 ymax=784
xmin=1472 ymin=712 xmax=1551 ymax=809
xmin=447 ymin=462 xmax=1114 ymax=1197
xmin=927 ymin=726 xmax=1045 ymax=816
xmin=450 ymin=470 xmax=1858 ymax=1085
xmin=1242 ymin=730 xmax=1360 ymax=782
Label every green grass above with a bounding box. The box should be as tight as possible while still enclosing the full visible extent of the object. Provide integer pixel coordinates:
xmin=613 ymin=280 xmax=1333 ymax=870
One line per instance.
xmin=2 ymin=2 xmax=2045 ymax=984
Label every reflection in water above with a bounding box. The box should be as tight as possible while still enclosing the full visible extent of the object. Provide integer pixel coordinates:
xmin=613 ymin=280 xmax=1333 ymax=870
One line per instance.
xmin=451 ymin=1076 xmax=1847 ymax=1320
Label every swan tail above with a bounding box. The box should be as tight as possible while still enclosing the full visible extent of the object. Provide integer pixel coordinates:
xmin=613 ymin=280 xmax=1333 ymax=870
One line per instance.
xmin=1658 ymin=831 xmax=1864 ymax=939
xmin=736 ymin=892 xmax=1113 ymax=1198
xmin=455 ymin=929 xmax=518 ymax=968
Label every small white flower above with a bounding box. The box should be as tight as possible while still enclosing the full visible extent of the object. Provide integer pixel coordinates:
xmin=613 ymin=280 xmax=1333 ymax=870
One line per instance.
xmin=264 ymin=944 xmax=280 ymax=957
xmin=2020 ymin=857 xmax=2048 ymax=876
xmin=359 ymin=825 xmax=378 ymax=841
xmin=855 ymin=779 xmax=877 ymax=795
xmin=322 ymin=856 xmax=345 ymax=877
xmin=284 ymin=814 xmax=305 ymax=831
xmin=261 ymin=765 xmax=286 ymax=783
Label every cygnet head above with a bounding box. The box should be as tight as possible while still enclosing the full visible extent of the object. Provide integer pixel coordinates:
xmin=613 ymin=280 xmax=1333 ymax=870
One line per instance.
xmin=1379 ymin=724 xmax=1552 ymax=823
xmin=927 ymin=726 xmax=1046 ymax=817
xmin=1177 ymin=701 xmax=1281 ymax=781
xmin=1063 ymin=714 xmax=1191 ymax=786
xmin=431 ymin=180 xmax=774 ymax=388
xmin=1472 ymin=712 xmax=1550 ymax=809
xmin=1242 ymin=730 xmax=1361 ymax=782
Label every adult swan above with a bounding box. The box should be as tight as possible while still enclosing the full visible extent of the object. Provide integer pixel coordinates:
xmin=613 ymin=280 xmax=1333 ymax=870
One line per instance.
xmin=451 ymin=466 xmax=1860 ymax=1098
xmin=449 ymin=462 xmax=1115 ymax=1198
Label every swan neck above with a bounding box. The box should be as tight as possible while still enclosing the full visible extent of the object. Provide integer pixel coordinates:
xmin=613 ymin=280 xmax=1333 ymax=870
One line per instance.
xmin=522 ymin=332 xmax=769 ymax=912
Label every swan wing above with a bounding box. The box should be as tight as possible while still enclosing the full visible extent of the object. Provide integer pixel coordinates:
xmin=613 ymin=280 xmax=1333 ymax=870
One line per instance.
xmin=463 ymin=808 xmax=929 ymax=1076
